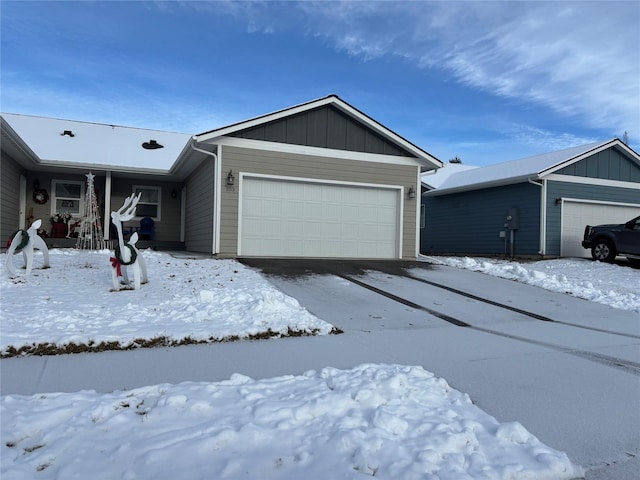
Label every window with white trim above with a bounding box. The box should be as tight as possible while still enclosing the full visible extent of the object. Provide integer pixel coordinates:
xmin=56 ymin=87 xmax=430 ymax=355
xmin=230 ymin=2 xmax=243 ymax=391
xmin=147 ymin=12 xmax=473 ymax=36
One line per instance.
xmin=52 ymin=180 xmax=84 ymax=216
xmin=133 ymin=185 xmax=161 ymax=220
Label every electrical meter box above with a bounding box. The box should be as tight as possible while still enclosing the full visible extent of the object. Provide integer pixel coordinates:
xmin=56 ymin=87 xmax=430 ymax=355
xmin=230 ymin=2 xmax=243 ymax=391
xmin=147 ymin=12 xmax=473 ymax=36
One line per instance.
xmin=506 ymin=208 xmax=519 ymax=230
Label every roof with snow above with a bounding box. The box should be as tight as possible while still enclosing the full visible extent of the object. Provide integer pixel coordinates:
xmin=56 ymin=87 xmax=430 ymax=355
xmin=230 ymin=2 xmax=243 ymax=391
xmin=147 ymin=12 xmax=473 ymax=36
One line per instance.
xmin=428 ymin=139 xmax=639 ymax=195
xmin=421 ymin=163 xmax=479 ymax=190
xmin=1 ymin=113 xmax=193 ymax=174
xmin=2 ymin=96 xmax=444 ymax=175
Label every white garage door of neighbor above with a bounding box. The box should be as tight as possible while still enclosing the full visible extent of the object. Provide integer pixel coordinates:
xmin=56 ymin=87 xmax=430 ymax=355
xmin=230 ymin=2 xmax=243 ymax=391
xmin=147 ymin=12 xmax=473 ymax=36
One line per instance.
xmin=240 ymin=177 xmax=401 ymax=258
xmin=561 ymin=200 xmax=640 ymax=258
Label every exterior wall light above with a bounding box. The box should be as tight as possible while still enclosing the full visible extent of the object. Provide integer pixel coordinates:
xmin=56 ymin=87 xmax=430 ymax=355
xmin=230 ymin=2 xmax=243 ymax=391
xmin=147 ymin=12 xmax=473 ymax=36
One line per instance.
xmin=227 ymin=170 xmax=235 ymax=186
xmin=408 ymin=186 xmax=416 ymax=199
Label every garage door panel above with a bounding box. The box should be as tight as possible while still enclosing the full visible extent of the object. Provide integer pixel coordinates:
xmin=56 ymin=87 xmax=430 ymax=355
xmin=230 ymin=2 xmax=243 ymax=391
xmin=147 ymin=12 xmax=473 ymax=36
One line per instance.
xmin=561 ymin=201 xmax=640 ymax=257
xmin=241 ymin=177 xmax=400 ymax=258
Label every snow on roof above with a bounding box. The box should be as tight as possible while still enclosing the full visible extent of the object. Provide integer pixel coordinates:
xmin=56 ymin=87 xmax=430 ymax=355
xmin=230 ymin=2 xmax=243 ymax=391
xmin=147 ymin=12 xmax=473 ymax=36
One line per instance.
xmin=1 ymin=113 xmax=192 ymax=172
xmin=430 ymin=140 xmax=615 ymax=194
xmin=421 ymin=163 xmax=479 ymax=190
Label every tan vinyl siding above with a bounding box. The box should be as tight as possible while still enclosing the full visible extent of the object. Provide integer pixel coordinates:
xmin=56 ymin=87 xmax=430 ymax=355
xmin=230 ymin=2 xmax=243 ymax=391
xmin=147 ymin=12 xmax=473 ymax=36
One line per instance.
xmin=219 ymin=145 xmax=419 ymax=258
xmin=184 ymin=157 xmax=214 ymax=253
xmin=1 ymin=153 xmax=25 ymax=241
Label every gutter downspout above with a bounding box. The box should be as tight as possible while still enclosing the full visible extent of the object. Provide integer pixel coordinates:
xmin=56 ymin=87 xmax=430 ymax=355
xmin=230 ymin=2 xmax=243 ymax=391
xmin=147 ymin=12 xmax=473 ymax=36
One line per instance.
xmin=415 ymin=166 xmax=422 ymax=258
xmin=528 ymin=177 xmax=546 ymax=256
xmin=190 ymin=139 xmax=220 ymax=254
xmin=104 ymin=171 xmax=112 ymax=241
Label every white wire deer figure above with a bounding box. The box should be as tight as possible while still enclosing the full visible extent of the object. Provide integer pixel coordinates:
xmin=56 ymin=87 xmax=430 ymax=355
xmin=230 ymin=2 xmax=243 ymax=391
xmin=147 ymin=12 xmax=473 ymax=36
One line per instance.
xmin=4 ymin=219 xmax=50 ymax=278
xmin=110 ymin=193 xmax=148 ymax=291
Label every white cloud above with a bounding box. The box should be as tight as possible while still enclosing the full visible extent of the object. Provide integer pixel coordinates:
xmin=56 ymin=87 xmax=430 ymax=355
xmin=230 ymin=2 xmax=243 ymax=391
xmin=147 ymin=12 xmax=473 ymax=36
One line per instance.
xmin=296 ymin=1 xmax=640 ymax=135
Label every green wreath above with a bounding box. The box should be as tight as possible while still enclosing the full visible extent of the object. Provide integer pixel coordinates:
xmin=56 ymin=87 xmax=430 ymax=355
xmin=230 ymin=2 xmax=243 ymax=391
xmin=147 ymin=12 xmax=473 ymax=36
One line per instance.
xmin=114 ymin=244 xmax=137 ymax=265
xmin=6 ymin=230 xmax=29 ymax=252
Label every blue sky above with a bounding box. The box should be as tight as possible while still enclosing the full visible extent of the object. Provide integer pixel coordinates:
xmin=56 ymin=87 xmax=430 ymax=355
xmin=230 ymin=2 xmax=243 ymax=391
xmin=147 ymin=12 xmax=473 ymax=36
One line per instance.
xmin=1 ymin=1 xmax=639 ymax=166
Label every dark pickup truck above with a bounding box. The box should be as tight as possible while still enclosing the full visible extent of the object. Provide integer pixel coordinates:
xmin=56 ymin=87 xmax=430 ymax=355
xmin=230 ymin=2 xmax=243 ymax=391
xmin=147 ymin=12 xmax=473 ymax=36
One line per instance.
xmin=582 ymin=216 xmax=640 ymax=264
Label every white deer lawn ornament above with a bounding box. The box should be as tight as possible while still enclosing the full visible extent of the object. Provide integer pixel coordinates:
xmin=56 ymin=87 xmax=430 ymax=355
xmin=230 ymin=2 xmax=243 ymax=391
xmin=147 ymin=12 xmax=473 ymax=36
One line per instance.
xmin=4 ymin=219 xmax=50 ymax=278
xmin=110 ymin=193 xmax=148 ymax=291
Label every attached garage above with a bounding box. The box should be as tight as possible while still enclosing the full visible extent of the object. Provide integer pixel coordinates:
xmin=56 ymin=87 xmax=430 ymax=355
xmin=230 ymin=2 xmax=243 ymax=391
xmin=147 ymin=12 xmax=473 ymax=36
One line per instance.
xmin=189 ymin=95 xmax=442 ymax=259
xmin=560 ymin=199 xmax=640 ymax=257
xmin=240 ymin=175 xmax=401 ymax=258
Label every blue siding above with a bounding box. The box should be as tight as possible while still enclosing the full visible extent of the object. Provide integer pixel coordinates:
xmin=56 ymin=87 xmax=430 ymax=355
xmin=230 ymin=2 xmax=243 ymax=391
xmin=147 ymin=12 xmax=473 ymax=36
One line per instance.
xmin=556 ymin=147 xmax=640 ymax=182
xmin=545 ymin=181 xmax=640 ymax=255
xmin=421 ymin=183 xmax=541 ymax=256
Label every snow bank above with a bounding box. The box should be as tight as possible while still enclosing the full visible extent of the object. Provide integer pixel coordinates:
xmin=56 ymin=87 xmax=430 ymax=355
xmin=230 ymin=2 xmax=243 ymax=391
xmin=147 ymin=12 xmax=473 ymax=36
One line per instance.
xmin=1 ymin=364 xmax=583 ymax=480
xmin=0 ymin=249 xmax=334 ymax=355
xmin=426 ymin=256 xmax=640 ymax=313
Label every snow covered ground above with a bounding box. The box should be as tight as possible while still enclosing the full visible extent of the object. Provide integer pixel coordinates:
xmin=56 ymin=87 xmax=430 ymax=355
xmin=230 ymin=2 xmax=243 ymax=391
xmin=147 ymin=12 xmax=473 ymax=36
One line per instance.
xmin=1 ymin=249 xmax=334 ymax=356
xmin=3 ymin=248 xmax=637 ymax=479
xmin=2 ymin=364 xmax=583 ymax=480
xmin=422 ymin=255 xmax=640 ymax=313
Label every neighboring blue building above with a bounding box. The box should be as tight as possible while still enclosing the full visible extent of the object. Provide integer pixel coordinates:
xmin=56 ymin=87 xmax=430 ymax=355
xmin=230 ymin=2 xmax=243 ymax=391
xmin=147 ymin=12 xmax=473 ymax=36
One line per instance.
xmin=421 ymin=139 xmax=640 ymax=258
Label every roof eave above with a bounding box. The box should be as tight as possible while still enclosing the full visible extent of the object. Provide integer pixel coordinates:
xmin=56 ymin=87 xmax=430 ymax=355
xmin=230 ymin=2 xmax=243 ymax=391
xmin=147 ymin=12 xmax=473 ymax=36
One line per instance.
xmin=427 ymin=174 xmax=541 ymax=196
xmin=36 ymin=159 xmax=172 ymax=176
xmin=1 ymin=116 xmax=41 ymax=166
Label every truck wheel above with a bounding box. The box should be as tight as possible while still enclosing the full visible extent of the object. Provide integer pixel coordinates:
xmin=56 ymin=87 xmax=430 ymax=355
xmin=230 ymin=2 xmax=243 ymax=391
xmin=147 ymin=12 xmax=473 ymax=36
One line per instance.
xmin=591 ymin=239 xmax=616 ymax=262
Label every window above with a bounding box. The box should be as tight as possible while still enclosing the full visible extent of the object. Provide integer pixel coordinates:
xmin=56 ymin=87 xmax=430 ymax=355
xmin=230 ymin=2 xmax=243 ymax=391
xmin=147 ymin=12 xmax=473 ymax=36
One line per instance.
xmin=133 ymin=185 xmax=161 ymax=220
xmin=52 ymin=180 xmax=84 ymax=216
xmin=420 ymin=204 xmax=426 ymax=229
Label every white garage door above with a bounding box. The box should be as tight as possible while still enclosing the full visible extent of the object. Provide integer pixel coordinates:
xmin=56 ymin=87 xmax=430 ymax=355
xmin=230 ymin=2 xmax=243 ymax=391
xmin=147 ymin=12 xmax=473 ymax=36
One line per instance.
xmin=240 ymin=177 xmax=401 ymax=258
xmin=561 ymin=200 xmax=640 ymax=257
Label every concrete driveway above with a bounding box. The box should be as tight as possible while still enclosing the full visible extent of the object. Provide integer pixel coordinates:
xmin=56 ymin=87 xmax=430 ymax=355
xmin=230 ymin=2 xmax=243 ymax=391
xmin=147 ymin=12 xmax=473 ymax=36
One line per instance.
xmin=2 ymin=258 xmax=639 ymax=479
xmin=239 ymin=258 xmax=640 ymax=480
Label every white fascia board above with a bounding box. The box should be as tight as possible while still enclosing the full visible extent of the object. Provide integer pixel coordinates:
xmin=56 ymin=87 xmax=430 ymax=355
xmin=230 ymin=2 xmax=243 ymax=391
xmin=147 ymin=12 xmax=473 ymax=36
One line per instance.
xmin=1 ymin=121 xmax=40 ymax=165
xmin=212 ymin=136 xmax=425 ymax=167
xmin=328 ymin=99 xmax=443 ymax=169
xmin=426 ymin=174 xmax=539 ymax=196
xmin=37 ymin=159 xmax=170 ymax=176
xmin=197 ymin=96 xmax=336 ymax=141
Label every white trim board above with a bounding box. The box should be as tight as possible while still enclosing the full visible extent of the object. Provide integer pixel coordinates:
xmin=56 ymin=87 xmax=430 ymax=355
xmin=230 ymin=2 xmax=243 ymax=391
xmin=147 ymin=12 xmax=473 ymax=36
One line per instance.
xmin=212 ymin=136 xmax=426 ymax=168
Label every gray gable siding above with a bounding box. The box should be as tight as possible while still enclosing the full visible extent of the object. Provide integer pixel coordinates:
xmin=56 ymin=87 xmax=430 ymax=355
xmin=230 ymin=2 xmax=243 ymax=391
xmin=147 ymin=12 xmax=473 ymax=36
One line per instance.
xmin=1 ymin=153 xmax=25 ymax=241
xmin=184 ymin=157 xmax=215 ymax=253
xmin=544 ymin=180 xmax=640 ymax=256
xmin=421 ymin=182 xmax=541 ymax=256
xmin=229 ymin=105 xmax=412 ymax=157
xmin=555 ymin=147 xmax=640 ymax=182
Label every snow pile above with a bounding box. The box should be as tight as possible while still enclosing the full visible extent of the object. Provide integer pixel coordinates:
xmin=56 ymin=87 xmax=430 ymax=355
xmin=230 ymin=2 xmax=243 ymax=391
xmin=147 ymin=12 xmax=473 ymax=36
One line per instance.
xmin=1 ymin=364 xmax=583 ymax=480
xmin=427 ymin=256 xmax=640 ymax=313
xmin=0 ymin=249 xmax=334 ymax=355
